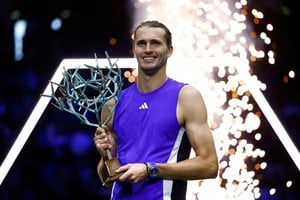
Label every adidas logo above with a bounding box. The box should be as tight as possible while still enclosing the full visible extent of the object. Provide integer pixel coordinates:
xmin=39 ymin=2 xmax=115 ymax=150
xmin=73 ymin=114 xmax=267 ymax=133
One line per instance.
xmin=139 ymin=102 xmax=148 ymax=109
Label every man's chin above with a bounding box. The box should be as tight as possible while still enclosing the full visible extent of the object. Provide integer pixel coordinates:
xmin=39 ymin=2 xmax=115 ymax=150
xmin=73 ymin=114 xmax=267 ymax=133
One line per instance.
xmin=142 ymin=64 xmax=155 ymax=69
xmin=140 ymin=66 xmax=160 ymax=76
xmin=140 ymin=62 xmax=155 ymax=69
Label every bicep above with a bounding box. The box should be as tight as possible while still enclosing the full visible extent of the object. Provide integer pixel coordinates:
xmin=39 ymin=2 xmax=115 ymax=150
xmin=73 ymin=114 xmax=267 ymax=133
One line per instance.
xmin=101 ymin=99 xmax=117 ymax=148
xmin=179 ymin=86 xmax=216 ymax=157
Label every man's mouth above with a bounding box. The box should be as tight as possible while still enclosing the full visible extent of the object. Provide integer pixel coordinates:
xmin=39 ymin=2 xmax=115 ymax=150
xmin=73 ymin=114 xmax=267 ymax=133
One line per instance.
xmin=143 ymin=56 xmax=155 ymax=62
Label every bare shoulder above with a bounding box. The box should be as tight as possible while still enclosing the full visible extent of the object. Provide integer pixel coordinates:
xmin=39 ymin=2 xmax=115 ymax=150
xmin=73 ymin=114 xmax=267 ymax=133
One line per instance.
xmin=177 ymin=84 xmax=208 ymax=125
xmin=179 ymin=84 xmax=205 ymax=103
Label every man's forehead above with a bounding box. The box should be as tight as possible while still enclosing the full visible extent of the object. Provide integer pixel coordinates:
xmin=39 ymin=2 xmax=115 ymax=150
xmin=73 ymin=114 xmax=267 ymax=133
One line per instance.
xmin=135 ymin=27 xmax=165 ymax=40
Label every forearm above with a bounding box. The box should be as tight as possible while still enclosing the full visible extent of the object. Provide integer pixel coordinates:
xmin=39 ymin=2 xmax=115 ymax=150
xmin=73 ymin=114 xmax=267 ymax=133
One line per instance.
xmin=157 ymin=156 xmax=218 ymax=181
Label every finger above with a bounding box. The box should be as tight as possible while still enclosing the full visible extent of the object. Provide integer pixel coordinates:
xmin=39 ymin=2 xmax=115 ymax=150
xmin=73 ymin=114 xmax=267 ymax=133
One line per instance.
xmin=95 ymin=127 xmax=104 ymax=136
xmin=102 ymin=125 xmax=111 ymax=136
xmin=115 ymin=164 xmax=129 ymax=173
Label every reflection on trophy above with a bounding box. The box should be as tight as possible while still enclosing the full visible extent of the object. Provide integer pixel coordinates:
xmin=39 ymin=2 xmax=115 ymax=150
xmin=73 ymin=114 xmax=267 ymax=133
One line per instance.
xmin=42 ymin=52 xmax=123 ymax=187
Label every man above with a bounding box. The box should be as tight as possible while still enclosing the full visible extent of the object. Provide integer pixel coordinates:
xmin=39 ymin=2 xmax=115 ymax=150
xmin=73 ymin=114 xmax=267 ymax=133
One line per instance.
xmin=94 ymin=20 xmax=218 ymax=200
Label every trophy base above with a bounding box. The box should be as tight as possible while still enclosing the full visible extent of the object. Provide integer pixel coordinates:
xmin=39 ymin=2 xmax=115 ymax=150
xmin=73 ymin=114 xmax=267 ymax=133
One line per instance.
xmin=103 ymin=158 xmax=123 ymax=187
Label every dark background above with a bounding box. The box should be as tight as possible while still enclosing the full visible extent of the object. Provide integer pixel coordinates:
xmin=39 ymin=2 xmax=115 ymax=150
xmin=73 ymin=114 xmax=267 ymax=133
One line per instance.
xmin=0 ymin=0 xmax=299 ymax=199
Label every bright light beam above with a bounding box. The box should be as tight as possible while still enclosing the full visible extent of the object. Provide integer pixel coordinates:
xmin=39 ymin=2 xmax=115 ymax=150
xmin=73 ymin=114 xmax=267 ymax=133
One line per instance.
xmin=0 ymin=60 xmax=64 ymax=185
xmin=236 ymin=61 xmax=300 ymax=171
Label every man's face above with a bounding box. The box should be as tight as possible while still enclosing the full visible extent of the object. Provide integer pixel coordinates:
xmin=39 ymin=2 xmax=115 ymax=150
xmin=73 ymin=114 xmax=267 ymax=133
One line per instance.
xmin=133 ymin=26 xmax=173 ymax=75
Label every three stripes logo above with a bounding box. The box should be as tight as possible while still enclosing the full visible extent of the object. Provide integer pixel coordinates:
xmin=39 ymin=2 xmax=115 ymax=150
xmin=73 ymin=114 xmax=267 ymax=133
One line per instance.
xmin=139 ymin=102 xmax=148 ymax=109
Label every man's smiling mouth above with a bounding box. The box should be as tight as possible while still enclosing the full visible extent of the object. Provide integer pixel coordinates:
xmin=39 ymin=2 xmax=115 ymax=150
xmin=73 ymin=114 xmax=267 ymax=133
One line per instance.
xmin=143 ymin=56 xmax=155 ymax=61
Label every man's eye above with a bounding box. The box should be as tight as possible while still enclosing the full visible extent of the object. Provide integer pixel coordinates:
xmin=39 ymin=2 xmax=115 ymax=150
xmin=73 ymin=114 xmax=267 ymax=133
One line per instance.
xmin=137 ymin=41 xmax=146 ymax=46
xmin=151 ymin=41 xmax=161 ymax=45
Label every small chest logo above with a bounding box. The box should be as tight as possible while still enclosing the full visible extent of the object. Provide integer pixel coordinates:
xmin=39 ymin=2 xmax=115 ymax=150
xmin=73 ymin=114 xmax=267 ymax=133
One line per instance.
xmin=139 ymin=102 xmax=148 ymax=109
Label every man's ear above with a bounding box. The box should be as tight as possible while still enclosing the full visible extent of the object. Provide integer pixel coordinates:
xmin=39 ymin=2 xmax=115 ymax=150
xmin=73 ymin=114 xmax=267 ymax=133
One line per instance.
xmin=167 ymin=46 xmax=174 ymax=57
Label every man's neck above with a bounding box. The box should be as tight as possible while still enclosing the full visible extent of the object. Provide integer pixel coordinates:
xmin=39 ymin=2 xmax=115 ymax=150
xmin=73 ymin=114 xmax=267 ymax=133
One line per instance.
xmin=137 ymin=73 xmax=168 ymax=92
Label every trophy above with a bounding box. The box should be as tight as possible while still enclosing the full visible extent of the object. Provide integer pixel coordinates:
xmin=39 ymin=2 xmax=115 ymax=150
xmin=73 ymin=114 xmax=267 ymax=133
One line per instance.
xmin=42 ymin=51 xmax=123 ymax=187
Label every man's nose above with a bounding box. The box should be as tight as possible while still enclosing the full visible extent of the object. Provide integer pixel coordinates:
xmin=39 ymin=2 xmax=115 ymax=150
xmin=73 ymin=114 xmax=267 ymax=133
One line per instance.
xmin=145 ymin=43 xmax=152 ymax=51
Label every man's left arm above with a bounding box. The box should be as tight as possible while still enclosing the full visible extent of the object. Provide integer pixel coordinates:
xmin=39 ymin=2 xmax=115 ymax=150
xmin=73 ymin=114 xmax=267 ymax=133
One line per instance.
xmin=157 ymin=85 xmax=219 ymax=180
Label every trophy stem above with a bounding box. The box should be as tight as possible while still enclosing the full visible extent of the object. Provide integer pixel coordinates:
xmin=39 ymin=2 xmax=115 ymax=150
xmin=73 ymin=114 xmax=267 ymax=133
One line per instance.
xmin=106 ymin=149 xmax=112 ymax=160
xmin=103 ymin=149 xmax=123 ymax=187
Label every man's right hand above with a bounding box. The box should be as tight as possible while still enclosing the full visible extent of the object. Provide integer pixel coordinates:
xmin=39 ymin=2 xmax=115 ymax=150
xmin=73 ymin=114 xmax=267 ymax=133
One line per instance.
xmin=94 ymin=126 xmax=115 ymax=159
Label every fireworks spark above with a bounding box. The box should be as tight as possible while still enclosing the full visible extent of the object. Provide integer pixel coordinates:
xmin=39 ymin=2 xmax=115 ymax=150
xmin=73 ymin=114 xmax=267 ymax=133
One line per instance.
xmin=129 ymin=0 xmax=298 ymax=199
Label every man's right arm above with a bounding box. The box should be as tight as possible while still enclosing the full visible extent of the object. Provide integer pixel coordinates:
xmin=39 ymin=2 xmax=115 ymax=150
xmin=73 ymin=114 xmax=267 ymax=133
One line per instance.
xmin=95 ymin=99 xmax=117 ymax=185
xmin=94 ymin=125 xmax=117 ymax=185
